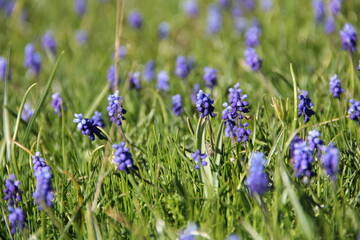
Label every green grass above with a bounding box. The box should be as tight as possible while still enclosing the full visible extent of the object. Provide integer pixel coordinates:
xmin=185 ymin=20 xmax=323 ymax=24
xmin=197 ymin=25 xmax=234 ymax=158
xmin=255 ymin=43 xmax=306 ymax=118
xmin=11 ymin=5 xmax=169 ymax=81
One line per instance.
xmin=1 ymin=0 xmax=360 ymax=239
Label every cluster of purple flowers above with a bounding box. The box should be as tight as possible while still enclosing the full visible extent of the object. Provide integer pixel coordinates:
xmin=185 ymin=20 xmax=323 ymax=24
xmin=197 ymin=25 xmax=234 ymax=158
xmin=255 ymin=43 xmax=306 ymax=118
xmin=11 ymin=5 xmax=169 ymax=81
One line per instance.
xmin=246 ymin=152 xmax=269 ymax=196
xmin=307 ymin=130 xmax=323 ymax=152
xmin=329 ymin=74 xmax=344 ymax=98
xmin=206 ymin=4 xmax=222 ymax=34
xmin=74 ymin=113 xmax=107 ymax=141
xmin=51 ymin=92 xmax=64 ymax=116
xmin=311 ymin=0 xmax=343 ymax=34
xmin=191 ymin=83 xmax=201 ymax=104
xmin=222 ymin=83 xmax=251 ymax=142
xmin=32 ymin=152 xmax=54 ymax=210
xmin=74 ymin=0 xmax=87 ymax=16
xmin=143 ymin=60 xmax=155 ymax=81
xmin=24 ymin=43 xmax=42 ymax=75
xmin=340 ymin=23 xmax=357 ymax=53
xmin=75 ymin=30 xmax=88 ymax=45
xmin=92 ymin=111 xmax=105 ymax=128
xmin=107 ymin=90 xmax=127 ymax=126
xmin=21 ymin=103 xmax=33 ymax=122
xmin=298 ymin=91 xmax=315 ymax=123
xmin=348 ymin=99 xmax=360 ymax=126
xmin=245 ymin=23 xmax=261 ymax=47
xmin=129 ymin=72 xmax=142 ymax=90
xmin=244 ymin=47 xmax=262 ymax=72
xmin=203 ymin=67 xmax=217 ymax=89
xmin=0 ymin=56 xmax=11 ymax=81
xmin=191 ymin=149 xmax=208 ymax=169
xmin=175 ymin=56 xmax=192 ymax=79
xmin=157 ymin=71 xmax=169 ymax=91
xmin=172 ymin=94 xmax=184 ymax=116
xmin=292 ymin=141 xmax=315 ymax=182
xmin=42 ymin=31 xmax=57 ymax=55
xmin=128 ymin=9 xmax=143 ymax=30
xmin=112 ymin=142 xmax=138 ymax=173
xmin=107 ymin=65 xmax=119 ymax=88
xmin=179 ymin=222 xmax=198 ymax=240
xmin=196 ymin=90 xmax=216 ymax=118
xmin=183 ymin=0 xmax=198 ymax=17
xmin=158 ymin=21 xmax=170 ymax=39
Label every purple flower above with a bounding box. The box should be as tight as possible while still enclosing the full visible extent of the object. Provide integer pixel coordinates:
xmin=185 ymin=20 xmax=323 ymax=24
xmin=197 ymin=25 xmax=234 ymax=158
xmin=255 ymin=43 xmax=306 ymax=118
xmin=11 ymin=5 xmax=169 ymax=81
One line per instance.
xmin=298 ymin=93 xmax=315 ymax=123
xmin=107 ymin=90 xmax=127 ymax=126
xmin=4 ymin=174 xmax=22 ymax=208
xmin=183 ymin=0 xmax=198 ymax=17
xmin=179 ymin=222 xmax=198 ymax=240
xmin=32 ymin=152 xmax=48 ymax=172
xmin=293 ymin=141 xmax=314 ymax=182
xmin=234 ymin=17 xmax=246 ymax=33
xmin=107 ymin=65 xmax=119 ymax=88
xmin=232 ymin=1 xmax=243 ymax=17
xmin=52 ymin=92 xmax=64 ymax=116
xmin=206 ymin=4 xmax=222 ymax=34
xmin=358 ymin=60 xmax=360 ymax=71
xmin=203 ymin=67 xmax=217 ymax=89
xmin=157 ymin=71 xmax=169 ymax=91
xmin=172 ymin=94 xmax=184 ymax=116
xmin=175 ymin=56 xmax=191 ymax=79
xmin=0 ymin=56 xmax=11 ymax=81
xmin=312 ymin=0 xmax=325 ymax=23
xmin=92 ymin=111 xmax=105 ymax=128
xmin=21 ymin=103 xmax=33 ymax=122
xmin=8 ymin=208 xmax=26 ymax=235
xmin=246 ymin=152 xmax=269 ymax=196
xmin=329 ymin=0 xmax=342 ymax=16
xmin=191 ymin=149 xmax=207 ymax=169
xmin=320 ymin=144 xmax=339 ymax=180
xmin=75 ymin=30 xmax=88 ymax=45
xmin=191 ymin=83 xmax=200 ymax=104
xmin=329 ymin=74 xmax=344 ymax=98
xmin=118 ymin=45 xmax=127 ymax=59
xmin=158 ymin=21 xmax=170 ymax=39
xmin=307 ymin=130 xmax=323 ymax=152
xmin=112 ymin=142 xmax=138 ymax=173
xmin=24 ymin=43 xmax=42 ymax=75
xmin=348 ymin=99 xmax=360 ymax=126
xmin=74 ymin=0 xmax=86 ymax=16
xmin=325 ymin=16 xmax=335 ymax=34
xmin=129 ymin=72 xmax=141 ymax=90
xmin=290 ymin=135 xmax=304 ymax=158
xmin=42 ymin=31 xmax=57 ymax=55
xmin=73 ymin=113 xmax=107 ymax=140
xmin=245 ymin=24 xmax=261 ymax=47
xmin=244 ymin=0 xmax=255 ymax=11
xmin=261 ymin=0 xmax=273 ymax=11
xmin=340 ymin=23 xmax=357 ymax=53
xmin=235 ymin=122 xmax=252 ymax=142
xmin=196 ymin=90 xmax=216 ymax=118
xmin=128 ymin=10 xmax=143 ymax=29
xmin=143 ymin=60 xmax=155 ymax=81
xmin=244 ymin=47 xmax=262 ymax=72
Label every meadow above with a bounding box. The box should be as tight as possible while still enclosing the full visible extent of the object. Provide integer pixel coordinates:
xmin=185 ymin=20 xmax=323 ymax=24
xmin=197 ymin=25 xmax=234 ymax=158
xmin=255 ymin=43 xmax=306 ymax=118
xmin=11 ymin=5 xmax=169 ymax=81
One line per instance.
xmin=0 ymin=0 xmax=359 ymax=239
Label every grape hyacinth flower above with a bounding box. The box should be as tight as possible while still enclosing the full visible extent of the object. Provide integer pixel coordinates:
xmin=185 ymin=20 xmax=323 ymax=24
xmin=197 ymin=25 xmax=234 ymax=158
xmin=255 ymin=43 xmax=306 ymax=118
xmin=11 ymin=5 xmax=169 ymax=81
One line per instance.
xmin=289 ymin=135 xmax=304 ymax=158
xmin=4 ymin=175 xmax=22 ymax=208
xmin=191 ymin=150 xmax=208 ymax=169
xmin=320 ymin=144 xmax=339 ymax=181
xmin=348 ymin=99 xmax=360 ymax=126
xmin=325 ymin=16 xmax=335 ymax=34
xmin=107 ymin=90 xmax=127 ymax=126
xmin=245 ymin=24 xmax=261 ymax=47
xmin=329 ymin=0 xmax=342 ymax=16
xmin=172 ymin=94 xmax=184 ymax=116
xmin=175 ymin=56 xmax=191 ymax=79
xmin=226 ymin=234 xmax=241 ymax=240
xmin=307 ymin=130 xmax=323 ymax=152
xmin=203 ymin=67 xmax=217 ymax=89
xmin=244 ymin=0 xmax=255 ymax=11
xmin=143 ymin=60 xmax=155 ymax=81
xmin=74 ymin=0 xmax=86 ymax=16
xmin=157 ymin=70 xmax=169 ymax=91
xmin=234 ymin=17 xmax=246 ymax=33
xmin=73 ymin=113 xmax=107 ymax=140
xmin=129 ymin=72 xmax=142 ymax=90
xmin=118 ymin=45 xmax=127 ymax=59
xmin=293 ymin=141 xmax=314 ymax=182
xmin=246 ymin=152 xmax=269 ymax=196
xmin=358 ymin=60 xmax=360 ymax=71
xmin=191 ymin=83 xmax=200 ymax=104
xmin=183 ymin=0 xmax=198 ymax=17
xmin=107 ymin=65 xmax=119 ymax=88
xmin=158 ymin=21 xmax=170 ymax=39
xmin=51 ymin=92 xmax=64 ymax=116
xmin=206 ymin=4 xmax=222 ymax=34
xmin=196 ymin=90 xmax=216 ymax=118
xmin=231 ymin=1 xmax=242 ymax=18
xmin=75 ymin=30 xmax=88 ymax=45
xmin=32 ymin=152 xmax=54 ymax=209
xmin=0 ymin=56 xmax=10 ymax=81
xmin=112 ymin=142 xmax=138 ymax=173
xmin=8 ymin=208 xmax=26 ymax=235
xmin=298 ymin=92 xmax=315 ymax=123
xmin=218 ymin=0 xmax=230 ymax=8
xmin=21 ymin=103 xmax=33 ymax=122
xmin=42 ymin=31 xmax=57 ymax=55
xmin=340 ymin=23 xmax=357 ymax=53
xmin=92 ymin=111 xmax=105 ymax=128
xmin=24 ymin=43 xmax=42 ymax=75
xmin=244 ymin=47 xmax=262 ymax=72
xmin=128 ymin=9 xmax=143 ymax=29
xmin=179 ymin=222 xmax=198 ymax=240
xmin=312 ymin=0 xmax=325 ymax=23
xmin=261 ymin=0 xmax=273 ymax=11
xmin=329 ymin=74 xmax=344 ymax=98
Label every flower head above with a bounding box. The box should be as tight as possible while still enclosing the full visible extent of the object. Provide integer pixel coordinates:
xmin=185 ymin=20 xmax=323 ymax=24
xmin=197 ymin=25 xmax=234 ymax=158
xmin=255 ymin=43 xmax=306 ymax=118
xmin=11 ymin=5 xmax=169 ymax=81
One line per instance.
xmin=329 ymin=0 xmax=342 ymax=16
xmin=191 ymin=150 xmax=207 ymax=169
xmin=196 ymin=90 xmax=216 ymax=118
xmin=73 ymin=113 xmax=107 ymax=140
xmin=4 ymin=174 xmax=22 ymax=208
xmin=21 ymin=103 xmax=33 ymax=122
xmin=325 ymin=16 xmax=335 ymax=34
xmin=293 ymin=141 xmax=314 ymax=182
xmin=112 ymin=142 xmax=138 ymax=173
xmin=24 ymin=43 xmax=42 ymax=75
xmin=206 ymin=4 xmax=222 ymax=34
xmin=75 ymin=30 xmax=88 ymax=45
xmin=157 ymin=70 xmax=169 ymax=91
xmin=51 ymin=92 xmax=64 ymax=116
xmin=320 ymin=144 xmax=339 ymax=180
xmin=129 ymin=72 xmax=142 ymax=90
xmin=244 ymin=47 xmax=262 ymax=72
xmin=245 ymin=24 xmax=261 ymax=47
xmin=183 ymin=0 xmax=198 ymax=17
xmin=172 ymin=94 xmax=184 ymax=116
xmin=0 ymin=56 xmax=11 ymax=81
xmin=92 ymin=111 xmax=105 ymax=128
xmin=348 ymin=99 xmax=360 ymax=126
xmin=179 ymin=222 xmax=198 ymax=240
xmin=42 ymin=31 xmax=57 ymax=55
xmin=107 ymin=90 xmax=127 ymax=126
xmin=203 ymin=67 xmax=217 ymax=89
xmin=340 ymin=23 xmax=357 ymax=53
xmin=307 ymin=130 xmax=323 ymax=152
xmin=107 ymin=65 xmax=119 ymax=88
xmin=143 ymin=60 xmax=155 ymax=81
xmin=312 ymin=0 xmax=325 ymax=23
xmin=246 ymin=152 xmax=269 ymax=196
xmin=158 ymin=21 xmax=170 ymax=39
xmin=175 ymin=56 xmax=191 ymax=79
xmin=74 ymin=0 xmax=86 ymax=16
xmin=298 ymin=93 xmax=315 ymax=123
xmin=128 ymin=9 xmax=143 ymax=29
xmin=329 ymin=74 xmax=344 ymax=98
xmin=8 ymin=208 xmax=26 ymax=235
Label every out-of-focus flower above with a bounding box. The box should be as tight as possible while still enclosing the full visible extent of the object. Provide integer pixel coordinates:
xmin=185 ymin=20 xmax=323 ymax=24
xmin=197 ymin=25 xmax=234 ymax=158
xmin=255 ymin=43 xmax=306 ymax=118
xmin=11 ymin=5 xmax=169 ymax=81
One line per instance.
xmin=157 ymin=71 xmax=169 ymax=91
xmin=158 ymin=21 xmax=170 ymax=39
xmin=183 ymin=0 xmax=198 ymax=17
xmin=74 ymin=0 xmax=86 ymax=16
xmin=129 ymin=72 xmax=142 ymax=90
xmin=75 ymin=30 xmax=88 ymax=45
xmin=191 ymin=149 xmax=207 ymax=169
xmin=128 ymin=9 xmax=143 ymax=29
xmin=172 ymin=94 xmax=184 ymax=116
xmin=293 ymin=141 xmax=314 ymax=182
xmin=320 ymin=144 xmax=339 ymax=180
xmin=348 ymin=99 xmax=360 ymax=126
xmin=329 ymin=0 xmax=342 ymax=16
xmin=340 ymin=23 xmax=357 ymax=53
xmin=21 ymin=103 xmax=33 ymax=122
xmin=191 ymin=83 xmax=200 ymax=104
xmin=246 ymin=152 xmax=269 ymax=196
xmin=42 ymin=31 xmax=57 ymax=55
xmin=312 ymin=0 xmax=325 ymax=23
xmin=203 ymin=67 xmax=217 ymax=89
xmin=51 ymin=92 xmax=64 ymax=116
xmin=0 ymin=56 xmax=11 ymax=81
xmin=175 ymin=56 xmax=191 ymax=79
xmin=307 ymin=130 xmax=323 ymax=152
xmin=244 ymin=47 xmax=262 ymax=72
xmin=206 ymin=4 xmax=222 ymax=34
xmin=24 ymin=43 xmax=42 ymax=75
xmin=144 ymin=60 xmax=155 ymax=81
